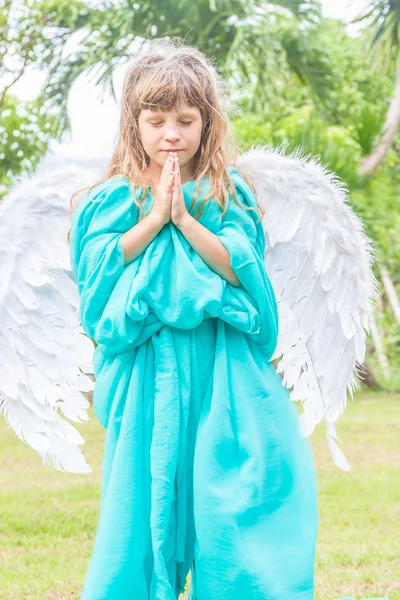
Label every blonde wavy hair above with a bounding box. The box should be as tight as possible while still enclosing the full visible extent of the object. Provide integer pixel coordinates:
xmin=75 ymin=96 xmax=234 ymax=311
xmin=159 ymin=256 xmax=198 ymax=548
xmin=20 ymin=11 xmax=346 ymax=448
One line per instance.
xmin=68 ymin=37 xmax=264 ymax=241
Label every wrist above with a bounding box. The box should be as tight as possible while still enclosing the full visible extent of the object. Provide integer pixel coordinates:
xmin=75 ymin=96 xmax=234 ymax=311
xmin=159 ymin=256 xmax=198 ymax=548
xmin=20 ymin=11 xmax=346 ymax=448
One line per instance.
xmin=149 ymin=210 xmax=168 ymax=230
xmin=175 ymin=212 xmax=193 ymax=231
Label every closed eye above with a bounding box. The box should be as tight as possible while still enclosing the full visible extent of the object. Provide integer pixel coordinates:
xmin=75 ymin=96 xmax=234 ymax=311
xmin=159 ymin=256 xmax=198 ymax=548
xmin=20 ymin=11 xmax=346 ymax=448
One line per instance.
xmin=150 ymin=121 xmax=193 ymax=127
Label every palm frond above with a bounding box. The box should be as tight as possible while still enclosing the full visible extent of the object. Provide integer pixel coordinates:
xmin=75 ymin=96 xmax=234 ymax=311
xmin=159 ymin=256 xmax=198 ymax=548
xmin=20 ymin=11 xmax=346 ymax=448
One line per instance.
xmin=269 ymin=0 xmax=322 ymax=20
xmin=352 ymin=0 xmax=400 ymax=70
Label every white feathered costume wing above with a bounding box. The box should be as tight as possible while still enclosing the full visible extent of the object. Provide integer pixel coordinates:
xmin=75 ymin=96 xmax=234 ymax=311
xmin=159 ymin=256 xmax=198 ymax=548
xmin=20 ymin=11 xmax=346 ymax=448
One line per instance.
xmin=235 ymin=146 xmax=378 ymax=471
xmin=0 ymin=164 xmax=101 ymax=474
xmin=1 ymin=148 xmax=377 ymax=474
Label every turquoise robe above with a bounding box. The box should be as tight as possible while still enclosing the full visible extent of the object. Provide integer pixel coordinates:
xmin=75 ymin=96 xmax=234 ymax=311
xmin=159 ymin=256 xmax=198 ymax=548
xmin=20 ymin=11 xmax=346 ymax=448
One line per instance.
xmin=69 ymin=167 xmax=318 ymax=600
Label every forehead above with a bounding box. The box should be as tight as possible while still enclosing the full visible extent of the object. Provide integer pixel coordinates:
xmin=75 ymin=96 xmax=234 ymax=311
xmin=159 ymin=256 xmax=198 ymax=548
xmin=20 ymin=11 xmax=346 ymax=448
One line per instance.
xmin=141 ymin=104 xmax=201 ymax=117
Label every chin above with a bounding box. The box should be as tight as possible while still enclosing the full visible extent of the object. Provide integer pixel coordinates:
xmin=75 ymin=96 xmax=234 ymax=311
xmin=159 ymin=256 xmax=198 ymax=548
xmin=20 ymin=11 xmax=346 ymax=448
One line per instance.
xmin=152 ymin=155 xmax=166 ymax=166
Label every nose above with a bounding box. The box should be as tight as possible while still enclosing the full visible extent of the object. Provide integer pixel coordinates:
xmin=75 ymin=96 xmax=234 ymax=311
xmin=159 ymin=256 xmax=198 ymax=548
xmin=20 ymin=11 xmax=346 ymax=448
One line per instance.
xmin=164 ymin=128 xmax=181 ymax=142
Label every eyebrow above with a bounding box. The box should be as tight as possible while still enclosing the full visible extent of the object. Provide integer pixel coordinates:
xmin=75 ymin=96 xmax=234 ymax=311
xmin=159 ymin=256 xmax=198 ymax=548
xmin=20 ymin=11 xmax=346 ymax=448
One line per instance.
xmin=146 ymin=110 xmax=198 ymax=118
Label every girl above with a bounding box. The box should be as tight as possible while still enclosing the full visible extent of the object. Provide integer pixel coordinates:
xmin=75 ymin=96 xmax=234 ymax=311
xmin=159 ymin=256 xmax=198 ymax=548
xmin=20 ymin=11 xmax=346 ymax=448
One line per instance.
xmin=69 ymin=37 xmax=318 ymax=600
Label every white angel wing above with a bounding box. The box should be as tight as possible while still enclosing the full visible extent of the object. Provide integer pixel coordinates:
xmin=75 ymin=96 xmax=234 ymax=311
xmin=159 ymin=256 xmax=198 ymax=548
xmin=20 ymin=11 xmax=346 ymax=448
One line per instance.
xmin=0 ymin=163 xmax=101 ymax=473
xmin=235 ymin=145 xmax=379 ymax=471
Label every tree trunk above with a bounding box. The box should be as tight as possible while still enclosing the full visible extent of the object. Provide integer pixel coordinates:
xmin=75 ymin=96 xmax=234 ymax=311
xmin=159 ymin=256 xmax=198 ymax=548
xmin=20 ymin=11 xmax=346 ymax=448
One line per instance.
xmin=359 ymin=66 xmax=400 ymax=177
xmin=380 ymin=264 xmax=400 ymax=325
xmin=368 ymin=313 xmax=391 ymax=379
xmin=361 ymin=361 xmax=382 ymax=390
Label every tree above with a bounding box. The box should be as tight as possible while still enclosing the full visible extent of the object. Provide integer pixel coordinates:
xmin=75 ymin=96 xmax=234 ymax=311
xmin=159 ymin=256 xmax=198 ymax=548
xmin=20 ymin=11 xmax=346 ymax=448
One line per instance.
xmin=353 ymin=0 xmax=400 ymax=177
xmin=2 ymin=0 xmax=336 ymax=185
xmin=37 ymin=0 xmax=334 ymax=132
xmin=0 ymin=0 xmax=91 ymax=187
xmin=231 ymin=18 xmax=400 ymax=387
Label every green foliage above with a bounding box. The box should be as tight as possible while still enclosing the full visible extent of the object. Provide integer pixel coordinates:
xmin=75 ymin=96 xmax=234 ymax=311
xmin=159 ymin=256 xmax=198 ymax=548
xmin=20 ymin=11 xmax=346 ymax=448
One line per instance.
xmin=0 ymin=95 xmax=62 ymax=193
xmin=0 ymin=0 xmax=90 ymax=186
xmin=353 ymin=0 xmax=400 ymax=72
xmin=35 ymin=0 xmax=336 ymax=128
xmin=2 ymin=0 xmax=400 ymax=383
xmin=233 ymin=105 xmax=362 ymax=184
xmin=233 ymin=84 xmax=400 ymax=386
xmin=0 ymin=0 xmax=334 ymax=184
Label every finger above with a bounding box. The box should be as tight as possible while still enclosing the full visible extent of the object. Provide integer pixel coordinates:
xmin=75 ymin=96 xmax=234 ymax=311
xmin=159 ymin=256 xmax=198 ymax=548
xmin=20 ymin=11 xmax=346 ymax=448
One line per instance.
xmin=174 ymin=157 xmax=181 ymax=187
xmin=161 ymin=155 xmax=174 ymax=189
xmin=167 ymin=169 xmax=175 ymax=189
xmin=161 ymin=152 xmax=174 ymax=178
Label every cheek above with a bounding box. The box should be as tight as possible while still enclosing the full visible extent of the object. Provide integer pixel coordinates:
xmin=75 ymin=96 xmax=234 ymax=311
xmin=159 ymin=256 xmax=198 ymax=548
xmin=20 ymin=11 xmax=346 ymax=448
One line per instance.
xmin=140 ymin=125 xmax=159 ymax=149
xmin=190 ymin=124 xmax=203 ymax=147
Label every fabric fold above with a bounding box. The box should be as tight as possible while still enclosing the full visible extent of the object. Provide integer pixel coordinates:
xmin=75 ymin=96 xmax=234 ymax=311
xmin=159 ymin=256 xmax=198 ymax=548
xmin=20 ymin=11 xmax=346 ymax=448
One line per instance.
xmin=70 ymin=170 xmax=278 ymax=359
xmin=69 ymin=168 xmax=318 ymax=600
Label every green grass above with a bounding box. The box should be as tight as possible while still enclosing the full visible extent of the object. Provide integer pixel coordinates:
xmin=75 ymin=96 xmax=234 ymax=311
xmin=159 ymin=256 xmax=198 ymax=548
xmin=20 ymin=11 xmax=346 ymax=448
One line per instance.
xmin=1 ymin=392 xmax=399 ymax=599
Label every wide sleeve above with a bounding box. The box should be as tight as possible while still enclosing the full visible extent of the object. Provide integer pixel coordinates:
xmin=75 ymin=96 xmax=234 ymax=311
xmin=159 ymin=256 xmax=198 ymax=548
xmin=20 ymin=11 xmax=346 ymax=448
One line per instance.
xmin=216 ymin=170 xmax=279 ymax=360
xmin=69 ymin=173 xmax=278 ymax=360
xmin=69 ymin=179 xmax=134 ymax=344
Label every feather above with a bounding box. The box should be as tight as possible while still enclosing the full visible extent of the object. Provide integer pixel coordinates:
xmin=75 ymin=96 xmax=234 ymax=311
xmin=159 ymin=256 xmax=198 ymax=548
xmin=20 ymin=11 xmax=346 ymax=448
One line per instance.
xmin=0 ymin=163 xmax=101 ymax=473
xmin=235 ymin=145 xmax=378 ymax=470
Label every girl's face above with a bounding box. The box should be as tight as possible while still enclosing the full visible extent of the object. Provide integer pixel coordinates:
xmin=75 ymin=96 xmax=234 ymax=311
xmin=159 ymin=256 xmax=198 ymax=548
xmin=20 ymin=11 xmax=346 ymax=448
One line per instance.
xmin=138 ymin=104 xmax=203 ymax=171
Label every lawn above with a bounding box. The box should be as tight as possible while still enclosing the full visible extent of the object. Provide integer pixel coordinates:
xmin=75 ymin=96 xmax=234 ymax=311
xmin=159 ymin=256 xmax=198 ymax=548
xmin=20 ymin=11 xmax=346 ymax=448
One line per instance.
xmin=0 ymin=391 xmax=399 ymax=599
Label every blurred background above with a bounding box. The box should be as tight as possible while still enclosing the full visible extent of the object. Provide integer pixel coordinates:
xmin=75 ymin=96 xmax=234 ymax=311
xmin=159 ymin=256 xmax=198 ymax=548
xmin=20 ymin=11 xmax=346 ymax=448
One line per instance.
xmin=0 ymin=0 xmax=399 ymax=598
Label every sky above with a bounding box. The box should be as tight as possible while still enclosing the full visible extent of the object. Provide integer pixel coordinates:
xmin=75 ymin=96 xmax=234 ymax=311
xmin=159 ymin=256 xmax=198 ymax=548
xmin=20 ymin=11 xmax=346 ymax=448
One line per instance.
xmin=7 ymin=0 xmax=369 ymax=163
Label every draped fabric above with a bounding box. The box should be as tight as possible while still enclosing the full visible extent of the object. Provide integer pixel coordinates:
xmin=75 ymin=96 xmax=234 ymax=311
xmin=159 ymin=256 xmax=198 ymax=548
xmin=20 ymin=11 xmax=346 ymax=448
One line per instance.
xmin=69 ymin=168 xmax=318 ymax=600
